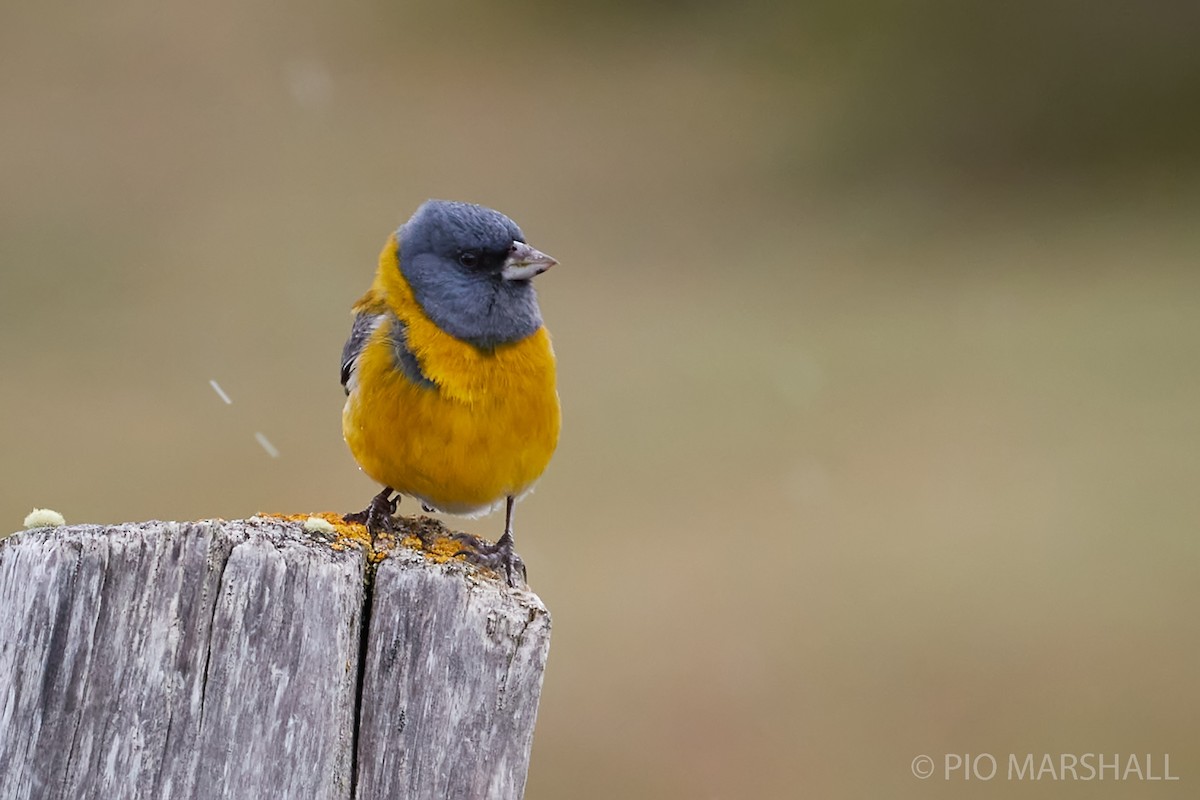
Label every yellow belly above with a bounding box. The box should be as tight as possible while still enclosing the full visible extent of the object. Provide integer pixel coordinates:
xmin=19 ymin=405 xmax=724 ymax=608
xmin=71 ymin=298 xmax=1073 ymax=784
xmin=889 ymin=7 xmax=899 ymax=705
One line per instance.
xmin=342 ymin=320 xmax=560 ymax=515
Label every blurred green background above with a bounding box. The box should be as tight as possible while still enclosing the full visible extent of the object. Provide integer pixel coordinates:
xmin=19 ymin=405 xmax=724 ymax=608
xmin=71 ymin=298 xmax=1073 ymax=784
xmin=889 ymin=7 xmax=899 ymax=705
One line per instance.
xmin=3 ymin=1 xmax=1199 ymax=797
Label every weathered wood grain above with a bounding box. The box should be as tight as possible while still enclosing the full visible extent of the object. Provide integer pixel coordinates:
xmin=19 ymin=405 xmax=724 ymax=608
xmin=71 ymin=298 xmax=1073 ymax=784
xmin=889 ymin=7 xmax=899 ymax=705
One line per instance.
xmin=354 ymin=551 xmax=552 ymax=800
xmin=0 ymin=518 xmax=552 ymax=800
xmin=0 ymin=519 xmax=364 ymax=800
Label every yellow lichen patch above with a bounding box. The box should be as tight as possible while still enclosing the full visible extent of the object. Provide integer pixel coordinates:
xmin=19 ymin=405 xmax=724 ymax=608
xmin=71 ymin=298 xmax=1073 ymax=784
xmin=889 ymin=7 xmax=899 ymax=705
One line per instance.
xmin=394 ymin=515 xmax=472 ymax=564
xmin=262 ymin=511 xmax=372 ymax=554
xmin=258 ymin=512 xmax=484 ymax=568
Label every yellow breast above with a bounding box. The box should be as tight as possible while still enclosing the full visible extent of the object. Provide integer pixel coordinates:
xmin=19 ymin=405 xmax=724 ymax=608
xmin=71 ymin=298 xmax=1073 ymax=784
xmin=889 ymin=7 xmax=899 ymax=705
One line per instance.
xmin=342 ymin=237 xmax=561 ymax=515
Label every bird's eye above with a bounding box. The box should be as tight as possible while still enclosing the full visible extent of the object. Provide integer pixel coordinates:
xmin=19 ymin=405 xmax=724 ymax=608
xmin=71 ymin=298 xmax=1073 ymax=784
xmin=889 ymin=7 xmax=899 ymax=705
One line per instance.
xmin=458 ymin=251 xmax=480 ymax=268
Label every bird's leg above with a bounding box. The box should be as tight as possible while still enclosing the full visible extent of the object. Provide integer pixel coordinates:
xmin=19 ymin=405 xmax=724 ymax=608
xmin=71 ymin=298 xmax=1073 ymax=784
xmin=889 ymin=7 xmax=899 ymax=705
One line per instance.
xmin=453 ymin=495 xmax=527 ymax=587
xmin=343 ymin=487 xmax=398 ymax=544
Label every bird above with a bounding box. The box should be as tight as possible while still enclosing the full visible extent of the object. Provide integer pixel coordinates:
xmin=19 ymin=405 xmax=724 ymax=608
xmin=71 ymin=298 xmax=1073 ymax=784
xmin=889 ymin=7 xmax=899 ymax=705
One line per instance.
xmin=340 ymin=200 xmax=561 ymax=586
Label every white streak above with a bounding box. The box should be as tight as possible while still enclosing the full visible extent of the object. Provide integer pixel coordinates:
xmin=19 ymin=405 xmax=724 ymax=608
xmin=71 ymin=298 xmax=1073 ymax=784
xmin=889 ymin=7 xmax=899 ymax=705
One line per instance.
xmin=209 ymin=380 xmax=233 ymax=405
xmin=255 ymin=432 xmax=280 ymax=458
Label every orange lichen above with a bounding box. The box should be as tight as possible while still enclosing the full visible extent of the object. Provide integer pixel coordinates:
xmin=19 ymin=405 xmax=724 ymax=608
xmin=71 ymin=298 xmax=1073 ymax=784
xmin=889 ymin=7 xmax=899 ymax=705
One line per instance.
xmin=259 ymin=512 xmax=478 ymax=568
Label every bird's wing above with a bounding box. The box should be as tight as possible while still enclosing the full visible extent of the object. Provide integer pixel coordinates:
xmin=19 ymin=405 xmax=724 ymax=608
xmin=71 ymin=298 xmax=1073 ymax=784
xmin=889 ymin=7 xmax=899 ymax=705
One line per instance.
xmin=341 ymin=290 xmax=387 ymax=396
xmin=387 ymin=315 xmax=438 ymax=391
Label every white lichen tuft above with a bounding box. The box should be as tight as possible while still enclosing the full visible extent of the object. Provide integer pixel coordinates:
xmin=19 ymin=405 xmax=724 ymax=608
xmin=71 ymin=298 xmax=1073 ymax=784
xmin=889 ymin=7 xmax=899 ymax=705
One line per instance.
xmin=303 ymin=516 xmax=336 ymax=534
xmin=24 ymin=508 xmax=66 ymax=529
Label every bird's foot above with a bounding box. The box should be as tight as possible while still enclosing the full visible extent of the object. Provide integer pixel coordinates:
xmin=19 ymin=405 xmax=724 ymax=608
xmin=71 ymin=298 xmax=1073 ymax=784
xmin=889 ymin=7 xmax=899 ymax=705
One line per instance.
xmin=453 ymin=532 xmax=527 ymax=588
xmin=343 ymin=488 xmax=398 ymax=546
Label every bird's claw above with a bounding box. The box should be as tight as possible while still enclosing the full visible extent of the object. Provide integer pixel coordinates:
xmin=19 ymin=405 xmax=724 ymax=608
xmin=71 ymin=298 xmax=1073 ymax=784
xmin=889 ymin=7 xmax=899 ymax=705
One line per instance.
xmin=344 ymin=489 xmax=398 ymax=546
xmin=453 ymin=533 xmax=527 ymax=588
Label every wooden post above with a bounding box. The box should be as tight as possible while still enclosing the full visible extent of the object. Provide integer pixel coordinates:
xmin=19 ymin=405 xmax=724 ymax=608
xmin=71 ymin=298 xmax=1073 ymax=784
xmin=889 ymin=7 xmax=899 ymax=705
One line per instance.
xmin=0 ymin=518 xmax=551 ymax=800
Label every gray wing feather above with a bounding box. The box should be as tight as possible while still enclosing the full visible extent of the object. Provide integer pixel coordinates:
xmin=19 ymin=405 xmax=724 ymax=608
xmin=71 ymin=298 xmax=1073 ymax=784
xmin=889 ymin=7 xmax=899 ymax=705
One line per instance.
xmin=341 ymin=312 xmax=383 ymax=395
xmin=340 ymin=311 xmax=437 ymax=395
xmin=388 ymin=315 xmax=438 ymax=391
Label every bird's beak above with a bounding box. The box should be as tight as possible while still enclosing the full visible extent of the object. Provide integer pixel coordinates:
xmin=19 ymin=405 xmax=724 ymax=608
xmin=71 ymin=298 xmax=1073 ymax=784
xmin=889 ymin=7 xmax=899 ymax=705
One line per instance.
xmin=501 ymin=242 xmax=557 ymax=281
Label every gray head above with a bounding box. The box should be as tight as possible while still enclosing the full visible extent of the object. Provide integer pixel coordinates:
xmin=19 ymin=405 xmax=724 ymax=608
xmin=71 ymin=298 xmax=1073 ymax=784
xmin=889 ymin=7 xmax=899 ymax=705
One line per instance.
xmin=397 ymin=200 xmax=557 ymax=348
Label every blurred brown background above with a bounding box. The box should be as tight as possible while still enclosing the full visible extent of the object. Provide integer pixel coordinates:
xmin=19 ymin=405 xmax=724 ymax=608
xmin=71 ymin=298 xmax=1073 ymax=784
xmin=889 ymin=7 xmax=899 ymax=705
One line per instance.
xmin=3 ymin=1 xmax=1199 ymax=797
